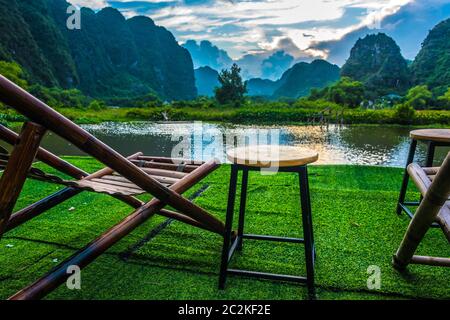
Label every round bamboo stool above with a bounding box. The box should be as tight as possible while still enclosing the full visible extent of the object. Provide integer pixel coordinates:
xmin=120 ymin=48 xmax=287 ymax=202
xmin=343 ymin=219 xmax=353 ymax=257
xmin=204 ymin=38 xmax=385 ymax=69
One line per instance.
xmin=226 ymin=145 xmax=319 ymax=168
xmin=410 ymin=129 xmax=450 ymax=143
xmin=219 ymin=145 xmax=318 ymax=298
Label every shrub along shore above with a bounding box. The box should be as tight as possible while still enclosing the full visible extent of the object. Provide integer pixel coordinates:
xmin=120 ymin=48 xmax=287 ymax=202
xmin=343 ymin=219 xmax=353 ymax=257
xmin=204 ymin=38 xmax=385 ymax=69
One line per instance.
xmin=1 ymin=105 xmax=450 ymax=127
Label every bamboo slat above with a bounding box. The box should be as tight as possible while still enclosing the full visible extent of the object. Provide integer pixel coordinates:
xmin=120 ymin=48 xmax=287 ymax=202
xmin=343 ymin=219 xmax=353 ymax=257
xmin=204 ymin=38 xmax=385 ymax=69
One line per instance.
xmin=139 ymin=167 xmax=188 ymax=179
xmin=73 ymin=180 xmax=145 ymax=196
xmin=130 ymin=159 xmax=198 ymax=173
xmin=136 ymin=156 xmax=202 ymax=165
xmin=407 ymin=163 xmax=432 ymax=196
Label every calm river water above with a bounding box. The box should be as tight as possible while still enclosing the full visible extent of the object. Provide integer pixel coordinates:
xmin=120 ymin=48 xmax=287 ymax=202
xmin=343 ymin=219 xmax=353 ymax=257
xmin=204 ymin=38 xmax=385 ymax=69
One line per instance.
xmin=26 ymin=122 xmax=449 ymax=168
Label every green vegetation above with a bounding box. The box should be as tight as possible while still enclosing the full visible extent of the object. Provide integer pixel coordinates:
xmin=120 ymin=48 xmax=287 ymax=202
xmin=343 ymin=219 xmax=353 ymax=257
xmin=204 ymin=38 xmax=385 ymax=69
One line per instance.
xmin=0 ymin=61 xmax=29 ymax=89
xmin=195 ymin=66 xmax=220 ymax=97
xmin=411 ymin=18 xmax=450 ymax=95
xmin=437 ymin=87 xmax=450 ymax=109
xmin=215 ymin=64 xmax=247 ymax=105
xmin=0 ymin=64 xmax=449 ymax=126
xmin=394 ymin=103 xmax=416 ymax=124
xmin=0 ymin=0 xmax=196 ymax=100
xmin=1 ymin=158 xmax=449 ymax=300
xmin=310 ymin=77 xmax=365 ymax=109
xmin=403 ymin=85 xmax=433 ymax=110
xmin=30 ymin=86 xmax=90 ymax=109
xmin=0 ymin=58 xmax=447 ymax=126
xmin=0 ymin=61 xmax=29 ymax=114
xmin=273 ymin=60 xmax=340 ymax=99
xmin=1 ymin=4 xmax=450 ymax=126
xmin=3 ymin=102 xmax=445 ymax=126
xmin=341 ymin=33 xmax=411 ymax=97
xmin=244 ymin=60 xmax=340 ymax=100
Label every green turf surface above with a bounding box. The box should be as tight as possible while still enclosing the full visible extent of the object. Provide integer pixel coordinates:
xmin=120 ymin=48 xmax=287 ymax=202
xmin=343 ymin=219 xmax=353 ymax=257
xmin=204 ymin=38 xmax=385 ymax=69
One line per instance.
xmin=0 ymin=157 xmax=449 ymax=300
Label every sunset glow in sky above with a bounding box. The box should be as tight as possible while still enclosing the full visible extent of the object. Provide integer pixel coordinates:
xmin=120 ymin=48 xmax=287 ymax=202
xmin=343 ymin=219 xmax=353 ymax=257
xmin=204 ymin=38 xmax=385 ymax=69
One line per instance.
xmin=69 ymin=0 xmax=448 ymax=61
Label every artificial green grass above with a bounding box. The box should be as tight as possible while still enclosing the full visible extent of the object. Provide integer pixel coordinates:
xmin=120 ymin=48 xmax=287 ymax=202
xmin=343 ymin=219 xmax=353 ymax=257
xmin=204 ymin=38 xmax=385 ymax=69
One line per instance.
xmin=0 ymin=157 xmax=449 ymax=300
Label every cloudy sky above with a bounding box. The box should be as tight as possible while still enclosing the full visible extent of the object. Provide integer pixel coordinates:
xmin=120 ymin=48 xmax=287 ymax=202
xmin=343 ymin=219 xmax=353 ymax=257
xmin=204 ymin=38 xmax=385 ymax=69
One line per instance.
xmin=69 ymin=0 xmax=450 ymax=63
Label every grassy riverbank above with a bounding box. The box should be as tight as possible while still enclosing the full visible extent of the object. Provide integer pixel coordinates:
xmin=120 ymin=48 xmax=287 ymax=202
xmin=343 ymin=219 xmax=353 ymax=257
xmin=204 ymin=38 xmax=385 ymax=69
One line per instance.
xmin=1 ymin=158 xmax=449 ymax=300
xmin=1 ymin=106 xmax=450 ymax=126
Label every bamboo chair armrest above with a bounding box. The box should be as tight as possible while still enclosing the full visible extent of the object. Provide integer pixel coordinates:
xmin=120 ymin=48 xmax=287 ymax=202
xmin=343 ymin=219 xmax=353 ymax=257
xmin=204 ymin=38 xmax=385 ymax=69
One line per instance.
xmin=407 ymin=163 xmax=432 ymax=197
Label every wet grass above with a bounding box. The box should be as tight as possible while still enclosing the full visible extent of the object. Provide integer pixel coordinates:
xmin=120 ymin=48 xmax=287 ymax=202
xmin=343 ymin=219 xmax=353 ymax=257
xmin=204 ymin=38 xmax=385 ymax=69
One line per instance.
xmin=0 ymin=157 xmax=449 ymax=300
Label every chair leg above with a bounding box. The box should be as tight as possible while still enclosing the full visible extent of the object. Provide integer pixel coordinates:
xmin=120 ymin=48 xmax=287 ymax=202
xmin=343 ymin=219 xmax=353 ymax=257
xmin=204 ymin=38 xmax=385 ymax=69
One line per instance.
xmin=0 ymin=122 xmax=46 ymax=237
xmin=397 ymin=139 xmax=417 ymax=215
xmin=237 ymin=168 xmax=249 ymax=251
xmin=219 ymin=165 xmax=238 ymax=290
xmin=426 ymin=141 xmax=435 ymax=167
xmin=299 ymin=166 xmax=316 ymax=297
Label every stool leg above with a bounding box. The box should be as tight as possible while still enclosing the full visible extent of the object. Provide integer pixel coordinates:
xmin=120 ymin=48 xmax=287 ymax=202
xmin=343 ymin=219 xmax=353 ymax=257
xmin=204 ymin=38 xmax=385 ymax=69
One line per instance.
xmin=299 ymin=166 xmax=315 ymax=297
xmin=397 ymin=139 xmax=417 ymax=215
xmin=237 ymin=168 xmax=249 ymax=251
xmin=219 ymin=165 xmax=239 ymax=290
xmin=426 ymin=141 xmax=436 ymax=167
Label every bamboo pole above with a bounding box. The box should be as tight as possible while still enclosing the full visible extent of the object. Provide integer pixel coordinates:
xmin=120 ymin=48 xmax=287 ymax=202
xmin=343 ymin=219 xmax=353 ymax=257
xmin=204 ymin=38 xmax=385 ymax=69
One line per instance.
xmin=5 ymin=153 xmax=145 ymax=232
xmin=0 ymin=122 xmax=47 ymax=237
xmin=410 ymin=255 xmax=450 ymax=267
xmin=0 ymin=125 xmax=142 ymax=209
xmin=5 ymin=187 xmax=82 ymax=232
xmin=158 ymin=209 xmax=221 ymax=235
xmin=393 ymin=152 xmax=450 ymax=270
xmin=0 ymin=125 xmax=87 ymax=179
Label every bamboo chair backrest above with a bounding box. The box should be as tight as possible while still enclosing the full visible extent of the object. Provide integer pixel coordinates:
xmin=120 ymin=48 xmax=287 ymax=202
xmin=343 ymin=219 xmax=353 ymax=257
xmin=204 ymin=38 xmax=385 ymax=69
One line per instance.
xmin=420 ymin=152 xmax=450 ymax=221
xmin=394 ymin=152 xmax=450 ymax=268
xmin=406 ymin=152 xmax=450 ymax=230
xmin=0 ymin=75 xmax=215 ymax=225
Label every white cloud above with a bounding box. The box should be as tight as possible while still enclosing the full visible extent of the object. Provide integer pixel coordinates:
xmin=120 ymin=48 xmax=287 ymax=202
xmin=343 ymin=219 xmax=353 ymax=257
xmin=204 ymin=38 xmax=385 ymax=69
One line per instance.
xmin=74 ymin=0 xmax=415 ymax=59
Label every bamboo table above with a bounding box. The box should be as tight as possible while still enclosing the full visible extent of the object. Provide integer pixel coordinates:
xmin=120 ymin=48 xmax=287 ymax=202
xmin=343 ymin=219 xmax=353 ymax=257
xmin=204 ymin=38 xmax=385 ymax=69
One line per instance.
xmin=397 ymin=129 xmax=450 ymax=222
xmin=219 ymin=145 xmax=319 ymax=297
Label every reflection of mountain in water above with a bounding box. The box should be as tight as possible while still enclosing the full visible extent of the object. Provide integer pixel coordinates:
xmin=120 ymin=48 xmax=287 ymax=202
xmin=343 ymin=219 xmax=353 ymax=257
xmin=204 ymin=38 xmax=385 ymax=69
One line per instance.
xmin=36 ymin=122 xmax=449 ymax=167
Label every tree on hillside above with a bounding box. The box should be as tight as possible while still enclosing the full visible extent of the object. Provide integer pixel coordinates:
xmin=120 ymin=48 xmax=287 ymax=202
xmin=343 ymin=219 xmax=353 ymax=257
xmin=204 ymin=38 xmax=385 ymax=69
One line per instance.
xmin=404 ymin=85 xmax=433 ymax=110
xmin=410 ymin=19 xmax=450 ymax=95
xmin=437 ymin=87 xmax=450 ymax=110
xmin=215 ymin=63 xmax=247 ymax=105
xmin=0 ymin=61 xmax=29 ymax=89
xmin=0 ymin=61 xmax=29 ymax=110
xmin=326 ymin=77 xmax=365 ymax=108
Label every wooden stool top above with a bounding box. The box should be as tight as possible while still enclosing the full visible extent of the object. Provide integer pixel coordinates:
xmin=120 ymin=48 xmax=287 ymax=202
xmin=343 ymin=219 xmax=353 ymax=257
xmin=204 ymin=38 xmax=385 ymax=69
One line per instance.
xmin=227 ymin=145 xmax=318 ymax=168
xmin=410 ymin=129 xmax=450 ymax=143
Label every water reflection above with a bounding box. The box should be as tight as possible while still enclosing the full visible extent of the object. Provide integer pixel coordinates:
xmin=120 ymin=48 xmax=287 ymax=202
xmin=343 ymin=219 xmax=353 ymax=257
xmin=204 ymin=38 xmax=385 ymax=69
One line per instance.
xmin=28 ymin=122 xmax=450 ymax=167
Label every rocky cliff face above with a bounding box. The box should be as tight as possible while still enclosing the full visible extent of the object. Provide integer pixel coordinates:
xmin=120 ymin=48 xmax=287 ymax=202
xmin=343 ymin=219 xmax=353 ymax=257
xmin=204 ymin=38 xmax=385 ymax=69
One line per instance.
xmin=411 ymin=19 xmax=450 ymax=95
xmin=341 ymin=33 xmax=410 ymax=96
xmin=247 ymin=78 xmax=280 ymax=97
xmin=273 ymin=60 xmax=340 ymax=99
xmin=0 ymin=0 xmax=196 ymax=100
xmin=194 ymin=66 xmax=219 ymax=97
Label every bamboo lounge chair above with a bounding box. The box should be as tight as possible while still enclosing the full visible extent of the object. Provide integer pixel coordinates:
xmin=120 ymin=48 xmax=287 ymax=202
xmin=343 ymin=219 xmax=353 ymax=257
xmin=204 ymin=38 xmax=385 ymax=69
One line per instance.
xmin=393 ymin=152 xmax=450 ymax=270
xmin=0 ymin=74 xmax=225 ymax=300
